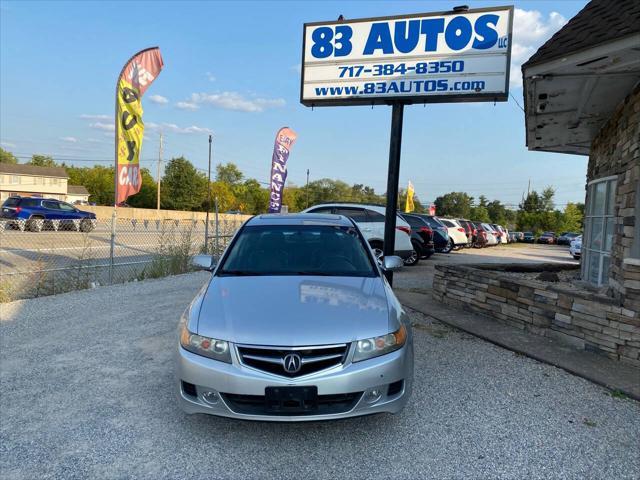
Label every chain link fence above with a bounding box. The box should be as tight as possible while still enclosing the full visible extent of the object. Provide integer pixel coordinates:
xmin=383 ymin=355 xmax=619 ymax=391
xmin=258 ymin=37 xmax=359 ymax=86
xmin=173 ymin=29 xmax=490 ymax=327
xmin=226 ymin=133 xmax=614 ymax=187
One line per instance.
xmin=0 ymin=214 xmax=247 ymax=302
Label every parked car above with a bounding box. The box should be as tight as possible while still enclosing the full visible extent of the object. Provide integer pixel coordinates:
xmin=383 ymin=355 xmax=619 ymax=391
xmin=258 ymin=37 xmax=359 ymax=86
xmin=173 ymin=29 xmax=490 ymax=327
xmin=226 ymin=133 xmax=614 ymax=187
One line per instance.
xmin=481 ymin=223 xmax=500 ymax=245
xmin=437 ymin=218 xmax=468 ymax=250
xmin=456 ymin=219 xmax=475 ymax=247
xmin=570 ymin=235 xmax=582 ymax=260
xmin=538 ymin=232 xmax=557 ymax=244
xmin=489 ymin=224 xmax=508 ymax=244
xmin=302 ymin=203 xmax=413 ymax=260
xmin=415 ymin=214 xmax=451 ymax=253
xmin=511 ymin=231 xmax=524 ymax=242
xmin=522 ymin=232 xmax=536 ymax=243
xmin=472 ymin=222 xmax=489 ymax=248
xmin=508 ymin=232 xmax=518 ymax=243
xmin=178 ymin=213 xmax=414 ymax=421
xmin=0 ymin=196 xmax=96 ymax=232
xmin=557 ymin=232 xmax=580 ymax=245
xmin=399 ymin=213 xmax=436 ymax=266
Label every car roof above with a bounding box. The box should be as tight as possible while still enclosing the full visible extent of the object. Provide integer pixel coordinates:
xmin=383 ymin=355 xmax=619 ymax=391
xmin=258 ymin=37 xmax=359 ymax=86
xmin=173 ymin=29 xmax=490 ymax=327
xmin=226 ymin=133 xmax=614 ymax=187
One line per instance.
xmin=246 ymin=213 xmax=355 ymax=227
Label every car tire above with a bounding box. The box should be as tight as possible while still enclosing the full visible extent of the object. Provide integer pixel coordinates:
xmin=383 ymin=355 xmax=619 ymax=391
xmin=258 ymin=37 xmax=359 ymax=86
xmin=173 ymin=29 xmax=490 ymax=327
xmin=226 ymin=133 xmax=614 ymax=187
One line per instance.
xmin=404 ymin=241 xmax=421 ymax=267
xmin=80 ymin=219 xmax=94 ymax=233
xmin=572 ymin=255 xmax=580 ymax=260
xmin=442 ymin=238 xmax=454 ymax=254
xmin=27 ymin=217 xmax=44 ymax=232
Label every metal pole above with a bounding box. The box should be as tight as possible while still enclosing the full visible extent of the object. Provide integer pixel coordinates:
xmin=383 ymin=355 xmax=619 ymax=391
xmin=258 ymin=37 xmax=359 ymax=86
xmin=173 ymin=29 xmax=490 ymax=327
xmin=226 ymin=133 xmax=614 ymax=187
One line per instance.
xmin=306 ymin=168 xmax=310 ymax=208
xmin=382 ymin=103 xmax=405 ymax=285
xmin=204 ymin=134 xmax=212 ymax=253
xmin=214 ymin=196 xmax=219 ymax=258
xmin=157 ymin=132 xmax=163 ymax=211
xmin=109 ymin=210 xmax=116 ymax=284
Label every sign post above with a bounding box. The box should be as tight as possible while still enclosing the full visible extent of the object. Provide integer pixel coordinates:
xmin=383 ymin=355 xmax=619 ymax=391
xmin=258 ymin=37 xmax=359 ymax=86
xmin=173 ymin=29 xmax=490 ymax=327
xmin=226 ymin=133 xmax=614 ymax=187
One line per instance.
xmin=300 ymin=6 xmax=513 ymax=285
xmin=383 ymin=103 xmax=404 ymax=283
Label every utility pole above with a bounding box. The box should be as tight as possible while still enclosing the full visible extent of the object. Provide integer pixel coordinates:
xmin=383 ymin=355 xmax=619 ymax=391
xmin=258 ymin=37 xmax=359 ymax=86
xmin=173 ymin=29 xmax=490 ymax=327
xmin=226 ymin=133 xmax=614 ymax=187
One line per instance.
xmin=204 ymin=135 xmax=213 ymax=253
xmin=156 ymin=132 xmax=163 ymax=211
xmin=306 ymin=168 xmax=310 ymax=208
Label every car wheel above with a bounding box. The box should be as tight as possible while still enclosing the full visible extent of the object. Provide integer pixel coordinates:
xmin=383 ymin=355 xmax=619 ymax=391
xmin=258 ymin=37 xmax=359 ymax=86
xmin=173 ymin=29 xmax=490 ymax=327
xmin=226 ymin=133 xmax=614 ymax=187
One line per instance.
xmin=442 ymin=238 xmax=454 ymax=254
xmin=404 ymin=241 xmax=421 ymax=267
xmin=80 ymin=219 xmax=94 ymax=233
xmin=572 ymin=255 xmax=580 ymax=260
xmin=27 ymin=217 xmax=44 ymax=232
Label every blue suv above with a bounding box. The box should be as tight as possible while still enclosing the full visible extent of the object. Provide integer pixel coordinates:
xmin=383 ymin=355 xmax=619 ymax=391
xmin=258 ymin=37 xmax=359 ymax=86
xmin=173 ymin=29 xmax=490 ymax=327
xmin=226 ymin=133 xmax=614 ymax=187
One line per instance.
xmin=1 ymin=196 xmax=96 ymax=232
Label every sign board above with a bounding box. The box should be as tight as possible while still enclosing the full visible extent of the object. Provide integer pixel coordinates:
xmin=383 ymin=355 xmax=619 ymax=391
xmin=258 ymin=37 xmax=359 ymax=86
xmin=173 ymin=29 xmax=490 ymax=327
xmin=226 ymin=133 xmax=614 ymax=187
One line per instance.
xmin=301 ymin=6 xmax=513 ymax=106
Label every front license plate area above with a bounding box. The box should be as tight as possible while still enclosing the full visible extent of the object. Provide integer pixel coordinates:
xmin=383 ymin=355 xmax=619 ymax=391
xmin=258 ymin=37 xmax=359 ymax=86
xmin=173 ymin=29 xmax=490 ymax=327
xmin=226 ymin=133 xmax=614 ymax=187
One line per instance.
xmin=265 ymin=386 xmax=318 ymax=413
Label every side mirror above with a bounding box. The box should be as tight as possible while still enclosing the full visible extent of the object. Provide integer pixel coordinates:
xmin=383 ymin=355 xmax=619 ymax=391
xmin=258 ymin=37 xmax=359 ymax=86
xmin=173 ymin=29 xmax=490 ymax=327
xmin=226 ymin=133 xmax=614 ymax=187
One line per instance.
xmin=192 ymin=254 xmax=216 ymax=271
xmin=382 ymin=255 xmax=403 ymax=272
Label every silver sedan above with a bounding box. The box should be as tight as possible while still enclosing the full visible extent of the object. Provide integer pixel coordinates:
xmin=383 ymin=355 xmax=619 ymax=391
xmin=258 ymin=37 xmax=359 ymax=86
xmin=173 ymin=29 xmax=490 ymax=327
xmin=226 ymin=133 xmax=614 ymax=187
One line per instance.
xmin=176 ymin=213 xmax=413 ymax=421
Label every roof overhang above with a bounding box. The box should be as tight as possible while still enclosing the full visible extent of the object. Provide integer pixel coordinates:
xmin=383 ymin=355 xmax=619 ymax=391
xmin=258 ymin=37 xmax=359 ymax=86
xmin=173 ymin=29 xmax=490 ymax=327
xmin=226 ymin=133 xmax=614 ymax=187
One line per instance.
xmin=522 ymin=33 xmax=640 ymax=156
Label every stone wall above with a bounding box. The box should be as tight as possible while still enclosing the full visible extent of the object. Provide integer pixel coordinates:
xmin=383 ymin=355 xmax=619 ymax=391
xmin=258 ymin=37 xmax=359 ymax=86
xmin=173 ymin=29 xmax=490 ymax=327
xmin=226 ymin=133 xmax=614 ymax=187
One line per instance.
xmin=588 ymin=85 xmax=640 ymax=312
xmin=432 ymin=263 xmax=640 ymax=367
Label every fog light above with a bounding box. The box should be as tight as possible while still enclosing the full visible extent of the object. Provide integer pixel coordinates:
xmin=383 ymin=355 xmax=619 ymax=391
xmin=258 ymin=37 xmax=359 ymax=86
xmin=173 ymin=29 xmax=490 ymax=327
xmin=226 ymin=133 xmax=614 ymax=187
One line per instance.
xmin=202 ymin=391 xmax=219 ymax=405
xmin=364 ymin=388 xmax=383 ymax=404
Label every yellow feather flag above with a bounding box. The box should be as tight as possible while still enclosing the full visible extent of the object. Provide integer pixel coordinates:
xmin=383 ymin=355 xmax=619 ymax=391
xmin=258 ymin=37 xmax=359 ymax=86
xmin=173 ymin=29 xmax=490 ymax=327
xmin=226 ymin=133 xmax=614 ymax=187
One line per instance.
xmin=405 ymin=181 xmax=415 ymax=213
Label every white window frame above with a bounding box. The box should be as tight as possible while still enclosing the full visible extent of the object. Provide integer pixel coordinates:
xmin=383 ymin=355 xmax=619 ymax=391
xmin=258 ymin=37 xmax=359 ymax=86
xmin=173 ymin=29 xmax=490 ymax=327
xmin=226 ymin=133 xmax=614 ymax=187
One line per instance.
xmin=582 ymin=175 xmax=617 ymax=286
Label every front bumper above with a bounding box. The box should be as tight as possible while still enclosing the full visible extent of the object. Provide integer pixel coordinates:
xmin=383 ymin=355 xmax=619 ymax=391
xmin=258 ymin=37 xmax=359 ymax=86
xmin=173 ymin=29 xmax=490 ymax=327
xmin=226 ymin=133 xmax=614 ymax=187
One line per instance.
xmin=176 ymin=341 xmax=413 ymax=421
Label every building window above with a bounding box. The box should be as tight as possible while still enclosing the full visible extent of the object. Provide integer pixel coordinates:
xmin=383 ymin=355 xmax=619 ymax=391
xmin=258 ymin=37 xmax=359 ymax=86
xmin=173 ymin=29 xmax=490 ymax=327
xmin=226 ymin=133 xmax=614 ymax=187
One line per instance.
xmin=11 ymin=176 xmax=19 ymax=184
xmin=583 ymin=176 xmax=617 ymax=286
xmin=632 ymin=181 xmax=640 ymax=259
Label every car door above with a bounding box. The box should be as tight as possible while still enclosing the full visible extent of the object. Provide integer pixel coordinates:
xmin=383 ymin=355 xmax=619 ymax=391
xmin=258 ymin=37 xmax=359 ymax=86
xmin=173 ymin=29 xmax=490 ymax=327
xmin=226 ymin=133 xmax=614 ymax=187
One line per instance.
xmin=41 ymin=200 xmax=63 ymax=220
xmin=333 ymin=207 xmax=369 ymax=232
xmin=57 ymin=201 xmax=80 ymax=226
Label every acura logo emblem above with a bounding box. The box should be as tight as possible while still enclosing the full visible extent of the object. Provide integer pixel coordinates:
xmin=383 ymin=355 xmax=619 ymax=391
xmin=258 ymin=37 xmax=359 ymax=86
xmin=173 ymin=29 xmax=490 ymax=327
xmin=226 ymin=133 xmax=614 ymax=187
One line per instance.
xmin=283 ymin=353 xmax=302 ymax=373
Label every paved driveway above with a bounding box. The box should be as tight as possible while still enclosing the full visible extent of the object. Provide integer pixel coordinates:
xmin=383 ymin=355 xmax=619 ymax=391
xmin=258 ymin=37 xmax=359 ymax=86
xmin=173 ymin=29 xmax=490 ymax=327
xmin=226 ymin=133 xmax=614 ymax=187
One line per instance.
xmin=1 ymin=270 xmax=638 ymax=480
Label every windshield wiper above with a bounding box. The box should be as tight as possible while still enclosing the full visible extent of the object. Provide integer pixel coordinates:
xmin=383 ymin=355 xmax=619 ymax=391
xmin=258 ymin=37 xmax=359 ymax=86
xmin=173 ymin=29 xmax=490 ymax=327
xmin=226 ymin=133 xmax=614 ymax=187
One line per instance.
xmin=218 ymin=270 xmax=266 ymax=276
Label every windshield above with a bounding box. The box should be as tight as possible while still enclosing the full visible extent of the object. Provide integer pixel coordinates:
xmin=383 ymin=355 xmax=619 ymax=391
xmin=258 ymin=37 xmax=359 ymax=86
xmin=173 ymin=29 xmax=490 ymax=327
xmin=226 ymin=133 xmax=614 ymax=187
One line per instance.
xmin=217 ymin=224 xmax=377 ymax=277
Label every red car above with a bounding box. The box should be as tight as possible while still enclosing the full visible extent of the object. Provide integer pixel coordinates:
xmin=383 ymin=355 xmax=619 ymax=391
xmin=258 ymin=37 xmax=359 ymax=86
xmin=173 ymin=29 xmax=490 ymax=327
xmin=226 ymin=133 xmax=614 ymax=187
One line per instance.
xmin=538 ymin=232 xmax=557 ymax=244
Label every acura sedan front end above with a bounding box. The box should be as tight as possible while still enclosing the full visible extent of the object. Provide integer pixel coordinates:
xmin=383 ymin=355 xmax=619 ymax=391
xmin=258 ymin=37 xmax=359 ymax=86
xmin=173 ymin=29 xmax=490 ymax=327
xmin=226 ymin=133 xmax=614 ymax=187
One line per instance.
xmin=176 ymin=213 xmax=413 ymax=421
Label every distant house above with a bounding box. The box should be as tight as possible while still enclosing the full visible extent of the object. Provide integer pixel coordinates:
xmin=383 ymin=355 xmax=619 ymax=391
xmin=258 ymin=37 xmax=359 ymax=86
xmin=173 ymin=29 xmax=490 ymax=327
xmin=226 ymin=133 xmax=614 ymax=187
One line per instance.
xmin=0 ymin=163 xmax=90 ymax=204
xmin=66 ymin=185 xmax=90 ymax=204
xmin=0 ymin=163 xmax=69 ymax=202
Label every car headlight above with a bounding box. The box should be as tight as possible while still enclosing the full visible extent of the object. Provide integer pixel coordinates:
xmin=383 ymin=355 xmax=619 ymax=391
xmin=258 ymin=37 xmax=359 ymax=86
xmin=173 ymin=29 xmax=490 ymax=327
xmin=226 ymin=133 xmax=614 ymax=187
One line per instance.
xmin=180 ymin=322 xmax=231 ymax=363
xmin=352 ymin=325 xmax=407 ymax=362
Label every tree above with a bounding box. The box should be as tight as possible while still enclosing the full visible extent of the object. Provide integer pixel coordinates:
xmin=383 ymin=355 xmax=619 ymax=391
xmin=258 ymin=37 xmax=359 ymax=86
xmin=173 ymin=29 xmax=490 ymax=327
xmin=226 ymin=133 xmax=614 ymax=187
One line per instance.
xmin=0 ymin=148 xmax=18 ymax=164
xmin=127 ymin=168 xmax=157 ymax=209
xmin=433 ymin=192 xmax=473 ymax=218
xmin=216 ymin=163 xmax=244 ymax=185
xmin=161 ymin=157 xmax=207 ymax=211
xmin=559 ymin=202 xmax=584 ymax=233
xmin=29 ymin=154 xmax=57 ymax=167
xmin=470 ymin=205 xmax=491 ymax=222
xmin=64 ymin=164 xmax=114 ymax=205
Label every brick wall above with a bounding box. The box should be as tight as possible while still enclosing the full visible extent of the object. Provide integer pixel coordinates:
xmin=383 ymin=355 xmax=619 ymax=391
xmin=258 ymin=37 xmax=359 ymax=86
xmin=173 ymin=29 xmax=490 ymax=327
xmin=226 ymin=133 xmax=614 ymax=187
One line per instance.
xmin=588 ymin=85 xmax=640 ymax=311
xmin=433 ymin=264 xmax=640 ymax=367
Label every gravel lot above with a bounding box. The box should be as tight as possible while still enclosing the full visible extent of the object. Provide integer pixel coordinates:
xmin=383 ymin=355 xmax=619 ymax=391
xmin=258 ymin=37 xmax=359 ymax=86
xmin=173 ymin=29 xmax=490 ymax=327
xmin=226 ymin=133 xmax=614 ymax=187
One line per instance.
xmin=2 ymin=261 xmax=638 ymax=479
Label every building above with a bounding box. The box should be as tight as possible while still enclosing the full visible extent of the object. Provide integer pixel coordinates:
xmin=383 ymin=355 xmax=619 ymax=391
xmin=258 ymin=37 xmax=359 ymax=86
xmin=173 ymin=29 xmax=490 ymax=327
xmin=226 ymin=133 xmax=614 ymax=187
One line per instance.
xmin=522 ymin=0 xmax=640 ymax=311
xmin=65 ymin=185 xmax=90 ymax=204
xmin=0 ymin=163 xmax=90 ymax=204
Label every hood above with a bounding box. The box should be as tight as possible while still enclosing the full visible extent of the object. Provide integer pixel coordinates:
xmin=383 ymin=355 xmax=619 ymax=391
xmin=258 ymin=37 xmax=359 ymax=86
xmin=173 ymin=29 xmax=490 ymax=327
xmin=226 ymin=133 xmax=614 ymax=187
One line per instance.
xmin=197 ymin=275 xmax=391 ymax=346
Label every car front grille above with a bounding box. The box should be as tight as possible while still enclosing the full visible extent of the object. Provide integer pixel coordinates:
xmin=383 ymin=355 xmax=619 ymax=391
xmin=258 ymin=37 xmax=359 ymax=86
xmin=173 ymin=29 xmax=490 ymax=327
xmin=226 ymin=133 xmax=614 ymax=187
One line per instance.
xmin=236 ymin=343 xmax=348 ymax=378
xmin=221 ymin=391 xmax=362 ymax=416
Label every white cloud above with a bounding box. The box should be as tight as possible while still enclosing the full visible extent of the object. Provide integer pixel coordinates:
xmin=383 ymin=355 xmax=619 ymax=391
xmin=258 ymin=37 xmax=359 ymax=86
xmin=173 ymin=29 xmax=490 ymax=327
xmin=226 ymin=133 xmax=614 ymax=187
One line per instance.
xmin=176 ymin=101 xmax=199 ymax=111
xmin=206 ymin=72 xmax=216 ymax=82
xmin=146 ymin=122 xmax=213 ymax=135
xmin=510 ymin=9 xmax=567 ymax=87
xmin=60 ymin=136 xmax=78 ymax=143
xmin=149 ymin=94 xmax=169 ymax=104
xmin=186 ymin=92 xmax=286 ymax=112
xmin=1 ymin=141 xmax=16 ymax=148
xmin=80 ymin=114 xmax=110 ymax=120
xmin=90 ymin=122 xmax=115 ymax=132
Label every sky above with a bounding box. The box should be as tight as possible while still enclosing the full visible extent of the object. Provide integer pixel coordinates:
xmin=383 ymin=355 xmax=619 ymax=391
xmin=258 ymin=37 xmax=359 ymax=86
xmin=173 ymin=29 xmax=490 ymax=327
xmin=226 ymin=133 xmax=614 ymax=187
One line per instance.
xmin=0 ymin=0 xmax=590 ymax=209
